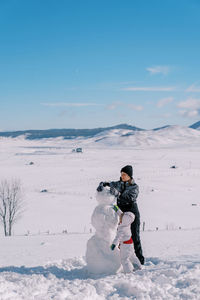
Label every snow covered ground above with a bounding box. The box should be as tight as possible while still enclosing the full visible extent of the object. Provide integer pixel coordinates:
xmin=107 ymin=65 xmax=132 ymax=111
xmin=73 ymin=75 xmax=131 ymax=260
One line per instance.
xmin=0 ymin=126 xmax=200 ymax=299
xmin=0 ymin=230 xmax=199 ymax=299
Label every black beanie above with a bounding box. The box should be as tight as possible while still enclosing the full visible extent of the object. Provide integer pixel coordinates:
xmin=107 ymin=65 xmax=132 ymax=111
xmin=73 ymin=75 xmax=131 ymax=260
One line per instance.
xmin=121 ymin=165 xmax=133 ymax=178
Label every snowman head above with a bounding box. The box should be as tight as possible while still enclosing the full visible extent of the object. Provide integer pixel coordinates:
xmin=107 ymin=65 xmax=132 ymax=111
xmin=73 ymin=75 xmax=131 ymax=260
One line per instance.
xmin=96 ymin=188 xmax=115 ymax=205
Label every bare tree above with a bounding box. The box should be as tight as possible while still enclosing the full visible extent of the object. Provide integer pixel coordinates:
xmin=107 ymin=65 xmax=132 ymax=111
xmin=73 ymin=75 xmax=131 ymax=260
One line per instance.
xmin=0 ymin=181 xmax=7 ymax=236
xmin=0 ymin=179 xmax=24 ymax=236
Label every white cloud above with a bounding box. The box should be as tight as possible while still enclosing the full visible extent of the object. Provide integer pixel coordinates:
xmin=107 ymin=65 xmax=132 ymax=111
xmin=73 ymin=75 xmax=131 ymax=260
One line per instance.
xmin=41 ymin=102 xmax=102 ymax=107
xmin=146 ymin=65 xmax=170 ymax=75
xmin=107 ymin=104 xmax=116 ymax=110
xmin=157 ymin=97 xmax=174 ymax=108
xmin=105 ymin=101 xmax=143 ymax=112
xmin=186 ymin=84 xmax=200 ymax=93
xmin=122 ymin=86 xmax=176 ymax=92
xmin=177 ymin=98 xmax=200 ymax=118
xmin=106 ymin=101 xmax=122 ymax=110
xmin=128 ymin=104 xmax=143 ymax=111
xmin=177 ymin=98 xmax=200 ymax=109
xmin=179 ymin=110 xmax=199 ymax=118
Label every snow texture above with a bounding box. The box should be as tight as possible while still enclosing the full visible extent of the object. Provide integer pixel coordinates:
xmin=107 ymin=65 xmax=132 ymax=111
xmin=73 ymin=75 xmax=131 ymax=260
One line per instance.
xmin=0 ymin=132 xmax=200 ymax=299
xmin=86 ymin=189 xmax=121 ymax=274
xmin=0 ymin=232 xmax=200 ymax=300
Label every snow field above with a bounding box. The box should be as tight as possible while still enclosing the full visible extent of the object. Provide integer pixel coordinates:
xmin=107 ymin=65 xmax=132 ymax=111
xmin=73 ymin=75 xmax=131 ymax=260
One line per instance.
xmin=0 ymin=135 xmax=200 ymax=299
xmin=1 ymin=141 xmax=199 ymax=234
xmin=1 ymin=260 xmax=199 ymax=300
xmin=0 ymin=230 xmax=200 ymax=299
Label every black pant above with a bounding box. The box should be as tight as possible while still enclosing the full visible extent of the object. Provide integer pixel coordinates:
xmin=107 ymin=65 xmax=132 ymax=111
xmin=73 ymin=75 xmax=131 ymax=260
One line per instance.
xmin=131 ymin=220 xmax=145 ymax=265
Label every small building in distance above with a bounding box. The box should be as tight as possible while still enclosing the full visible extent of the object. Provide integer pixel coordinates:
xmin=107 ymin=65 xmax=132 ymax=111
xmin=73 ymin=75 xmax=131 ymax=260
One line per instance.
xmin=72 ymin=147 xmax=83 ymax=153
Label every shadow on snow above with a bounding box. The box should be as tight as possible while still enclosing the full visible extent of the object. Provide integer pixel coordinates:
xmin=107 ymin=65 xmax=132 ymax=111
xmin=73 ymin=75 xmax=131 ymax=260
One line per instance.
xmin=0 ymin=257 xmax=199 ymax=281
xmin=0 ymin=265 xmax=109 ymax=280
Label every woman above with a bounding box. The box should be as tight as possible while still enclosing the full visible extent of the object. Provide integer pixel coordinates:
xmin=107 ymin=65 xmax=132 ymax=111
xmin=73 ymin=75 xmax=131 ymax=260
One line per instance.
xmin=97 ymin=165 xmax=145 ymax=265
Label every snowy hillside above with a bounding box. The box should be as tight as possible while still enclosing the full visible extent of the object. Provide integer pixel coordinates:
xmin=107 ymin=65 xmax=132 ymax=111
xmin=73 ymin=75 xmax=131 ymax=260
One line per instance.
xmin=90 ymin=125 xmax=200 ymax=148
xmin=0 ymin=133 xmax=200 ymax=299
xmin=190 ymin=120 xmax=200 ymax=130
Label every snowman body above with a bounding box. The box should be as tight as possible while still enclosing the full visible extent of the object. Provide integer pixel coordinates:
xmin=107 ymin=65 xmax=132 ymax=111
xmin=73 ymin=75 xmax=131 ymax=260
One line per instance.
xmin=86 ymin=189 xmax=121 ymax=274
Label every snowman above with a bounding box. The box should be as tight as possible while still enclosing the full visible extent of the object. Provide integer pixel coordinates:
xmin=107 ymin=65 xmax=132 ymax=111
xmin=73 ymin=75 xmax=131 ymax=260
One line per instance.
xmin=86 ymin=187 xmax=121 ymax=274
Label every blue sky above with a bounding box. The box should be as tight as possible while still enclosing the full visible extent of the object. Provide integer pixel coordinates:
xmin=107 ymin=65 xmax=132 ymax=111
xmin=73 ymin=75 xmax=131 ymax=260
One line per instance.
xmin=1 ymin=0 xmax=200 ymax=130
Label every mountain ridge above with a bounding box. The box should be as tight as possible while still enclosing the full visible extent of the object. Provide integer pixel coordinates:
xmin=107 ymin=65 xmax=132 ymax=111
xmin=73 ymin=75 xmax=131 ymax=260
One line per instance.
xmin=189 ymin=121 xmax=200 ymax=130
xmin=0 ymin=121 xmax=199 ymax=140
xmin=0 ymin=124 xmax=143 ymax=139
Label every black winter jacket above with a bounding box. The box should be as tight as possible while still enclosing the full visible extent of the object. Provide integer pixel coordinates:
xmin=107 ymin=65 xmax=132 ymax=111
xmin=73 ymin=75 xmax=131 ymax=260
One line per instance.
xmin=109 ymin=179 xmax=140 ymax=221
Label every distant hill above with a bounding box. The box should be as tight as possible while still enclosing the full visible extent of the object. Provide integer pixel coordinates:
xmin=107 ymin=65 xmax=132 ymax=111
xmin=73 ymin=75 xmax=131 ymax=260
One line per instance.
xmin=1 ymin=122 xmax=200 ymax=140
xmin=0 ymin=124 xmax=144 ymax=140
xmin=153 ymin=125 xmax=171 ymax=131
xmin=92 ymin=125 xmax=200 ymax=148
xmin=189 ymin=121 xmax=200 ymax=130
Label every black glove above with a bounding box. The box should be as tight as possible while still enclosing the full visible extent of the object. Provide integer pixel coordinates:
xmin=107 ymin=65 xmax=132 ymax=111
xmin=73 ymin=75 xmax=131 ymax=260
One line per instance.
xmin=97 ymin=182 xmax=110 ymax=192
xmin=110 ymin=187 xmax=119 ymax=197
xmin=97 ymin=182 xmax=104 ymax=192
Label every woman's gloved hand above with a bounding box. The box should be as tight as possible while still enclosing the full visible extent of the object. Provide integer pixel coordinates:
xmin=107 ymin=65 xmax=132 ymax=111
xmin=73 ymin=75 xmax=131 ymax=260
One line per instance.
xmin=97 ymin=182 xmax=110 ymax=192
xmin=97 ymin=182 xmax=104 ymax=192
xmin=110 ymin=244 xmax=116 ymax=251
xmin=110 ymin=186 xmax=119 ymax=197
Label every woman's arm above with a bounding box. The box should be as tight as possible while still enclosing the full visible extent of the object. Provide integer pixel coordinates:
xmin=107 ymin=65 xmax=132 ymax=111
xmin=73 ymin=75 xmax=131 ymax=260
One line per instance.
xmin=119 ymin=184 xmax=139 ymax=203
xmin=109 ymin=181 xmax=121 ymax=190
xmin=97 ymin=180 xmax=121 ymax=193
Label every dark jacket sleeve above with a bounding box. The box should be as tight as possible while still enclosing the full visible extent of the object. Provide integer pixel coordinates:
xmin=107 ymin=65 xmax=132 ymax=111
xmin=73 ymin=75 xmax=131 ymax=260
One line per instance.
xmin=119 ymin=184 xmax=139 ymax=204
xmin=109 ymin=181 xmax=121 ymax=191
